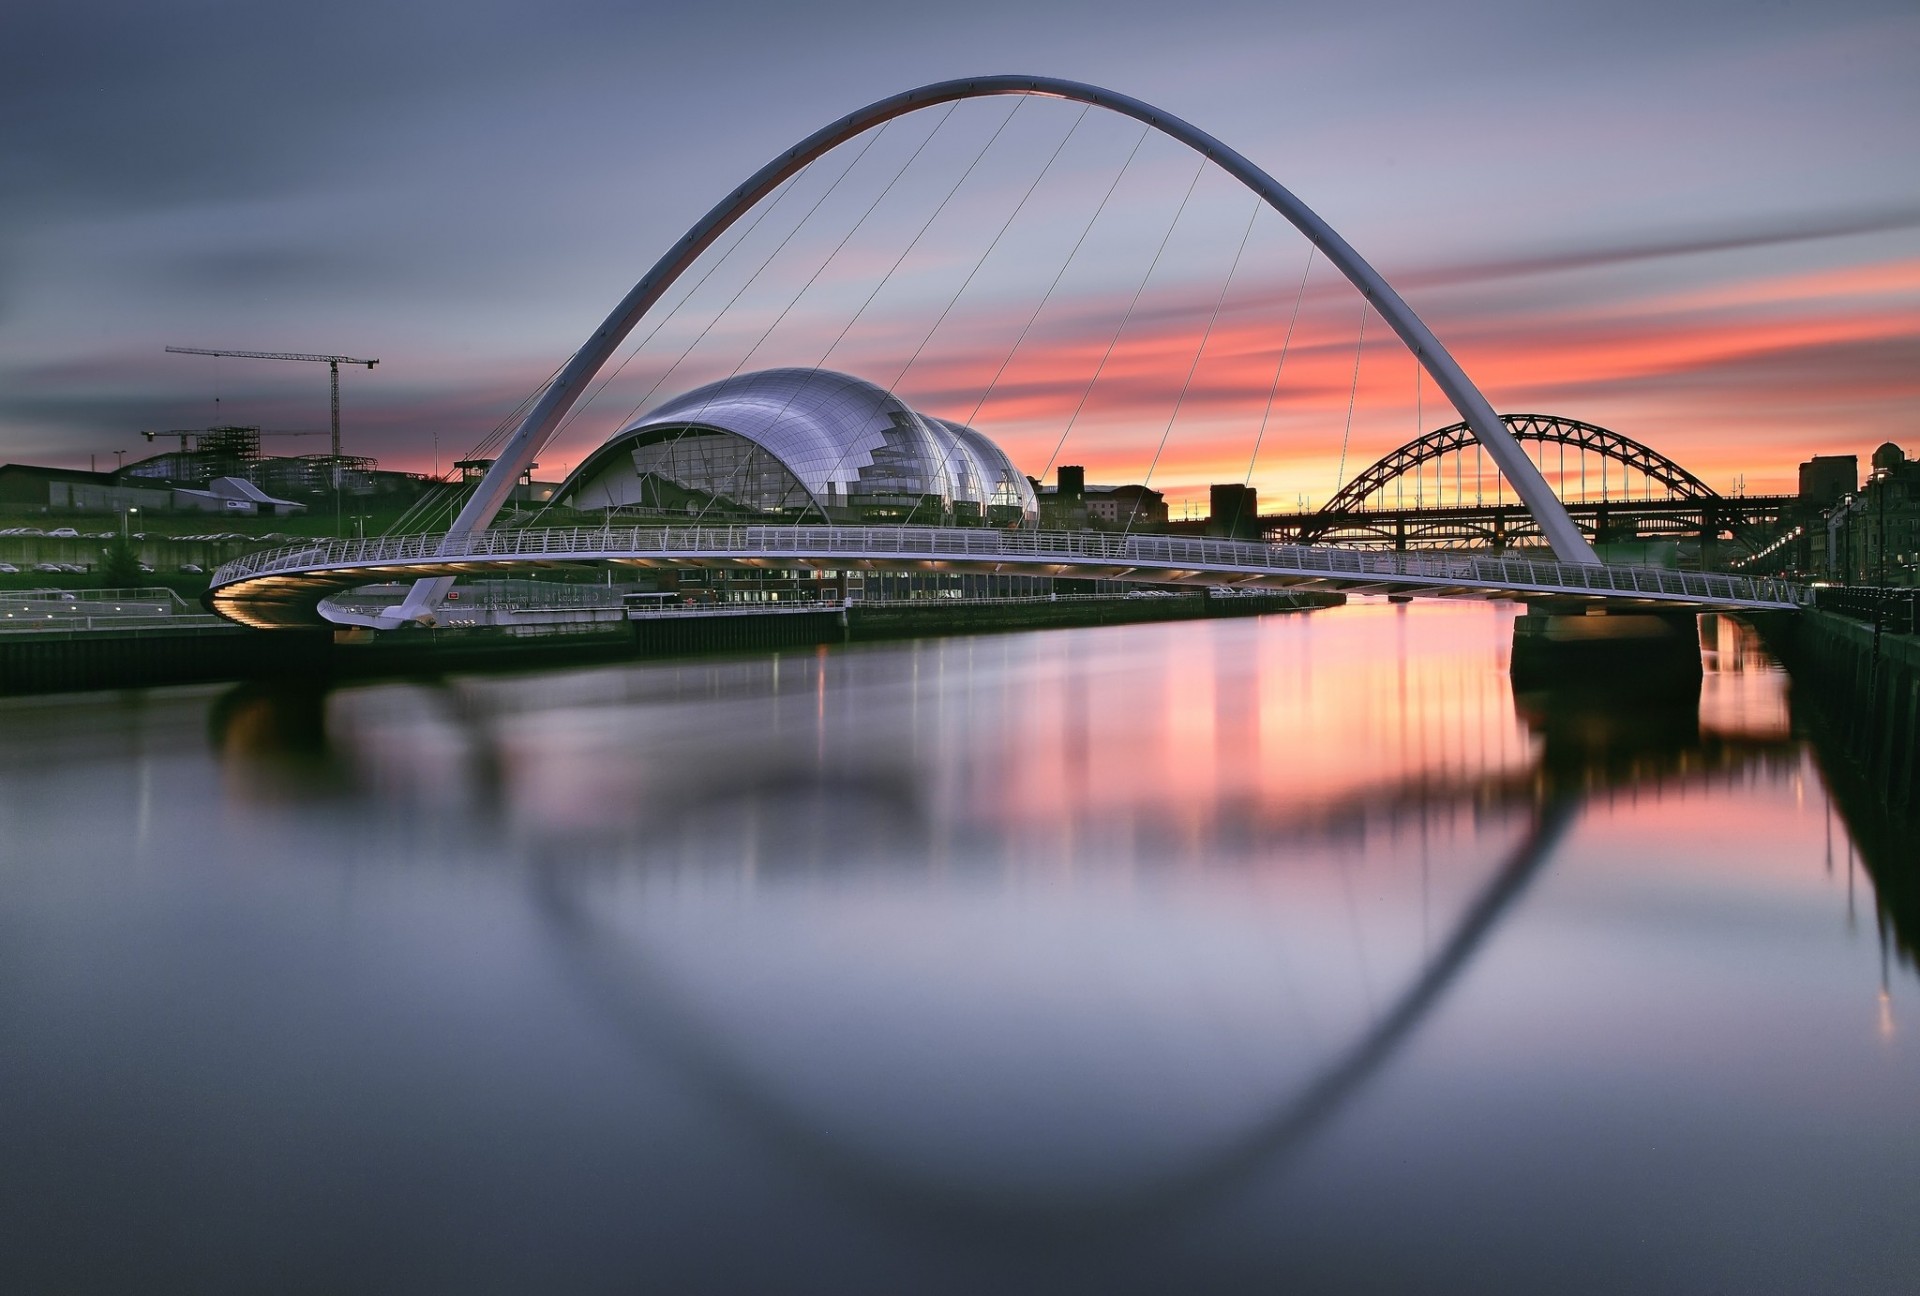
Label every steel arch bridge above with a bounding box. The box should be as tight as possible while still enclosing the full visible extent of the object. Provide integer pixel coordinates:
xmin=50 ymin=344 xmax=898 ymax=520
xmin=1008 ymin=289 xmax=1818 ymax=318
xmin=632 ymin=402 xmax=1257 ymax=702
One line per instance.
xmin=364 ymin=72 xmax=1600 ymax=628
xmin=1269 ymin=414 xmax=1796 ymax=553
xmin=206 ymin=76 xmax=1810 ymax=629
xmin=1322 ymin=415 xmax=1719 ymax=516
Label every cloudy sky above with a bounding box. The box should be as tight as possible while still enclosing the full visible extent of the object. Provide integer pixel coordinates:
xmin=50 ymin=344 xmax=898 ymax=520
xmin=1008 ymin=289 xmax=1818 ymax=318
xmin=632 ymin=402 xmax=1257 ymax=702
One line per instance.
xmin=3 ymin=0 xmax=1914 ymax=508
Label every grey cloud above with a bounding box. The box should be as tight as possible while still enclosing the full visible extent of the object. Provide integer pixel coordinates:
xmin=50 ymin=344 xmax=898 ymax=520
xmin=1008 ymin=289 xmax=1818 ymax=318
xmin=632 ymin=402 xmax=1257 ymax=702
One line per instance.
xmin=1400 ymin=206 xmax=1920 ymax=290
xmin=1491 ymin=335 xmax=1920 ymax=422
xmin=150 ymin=244 xmax=380 ymax=295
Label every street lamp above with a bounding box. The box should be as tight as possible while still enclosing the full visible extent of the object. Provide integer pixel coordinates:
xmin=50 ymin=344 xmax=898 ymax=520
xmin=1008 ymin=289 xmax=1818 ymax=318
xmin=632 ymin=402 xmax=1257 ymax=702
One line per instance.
xmin=1876 ymin=467 xmax=1888 ymax=589
xmin=122 ymin=506 xmax=139 ymax=539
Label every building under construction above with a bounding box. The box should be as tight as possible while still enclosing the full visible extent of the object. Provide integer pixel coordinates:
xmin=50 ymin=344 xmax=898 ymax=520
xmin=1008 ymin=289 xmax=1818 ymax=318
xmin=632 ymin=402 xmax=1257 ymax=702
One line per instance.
xmin=118 ymin=426 xmax=412 ymax=500
xmin=1 ymin=425 xmax=430 ymax=519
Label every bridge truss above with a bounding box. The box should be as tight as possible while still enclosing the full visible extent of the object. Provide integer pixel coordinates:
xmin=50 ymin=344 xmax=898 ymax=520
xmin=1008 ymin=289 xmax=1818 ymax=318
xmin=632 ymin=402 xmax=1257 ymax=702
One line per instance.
xmin=1265 ymin=415 xmax=1797 ymax=554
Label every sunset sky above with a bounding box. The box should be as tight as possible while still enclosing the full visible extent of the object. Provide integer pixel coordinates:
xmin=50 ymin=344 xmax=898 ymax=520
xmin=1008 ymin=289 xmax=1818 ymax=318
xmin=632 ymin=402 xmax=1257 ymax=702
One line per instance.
xmin=3 ymin=0 xmax=1914 ymax=513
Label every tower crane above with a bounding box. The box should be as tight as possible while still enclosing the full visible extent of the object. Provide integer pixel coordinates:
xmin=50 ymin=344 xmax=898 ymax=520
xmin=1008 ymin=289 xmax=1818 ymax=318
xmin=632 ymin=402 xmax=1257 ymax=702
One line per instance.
xmin=163 ymin=347 xmax=378 ymax=464
xmin=141 ymin=427 xmax=325 ymax=452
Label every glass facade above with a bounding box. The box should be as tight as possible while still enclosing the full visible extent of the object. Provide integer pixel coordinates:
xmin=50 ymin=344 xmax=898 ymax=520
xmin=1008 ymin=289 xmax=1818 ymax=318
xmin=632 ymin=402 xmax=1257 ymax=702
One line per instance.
xmin=558 ymin=369 xmax=1038 ymax=526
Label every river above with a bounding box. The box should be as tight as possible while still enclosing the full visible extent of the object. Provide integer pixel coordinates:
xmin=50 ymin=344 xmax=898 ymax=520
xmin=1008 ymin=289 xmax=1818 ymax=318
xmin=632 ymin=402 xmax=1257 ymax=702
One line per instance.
xmin=2 ymin=601 xmax=1914 ymax=1293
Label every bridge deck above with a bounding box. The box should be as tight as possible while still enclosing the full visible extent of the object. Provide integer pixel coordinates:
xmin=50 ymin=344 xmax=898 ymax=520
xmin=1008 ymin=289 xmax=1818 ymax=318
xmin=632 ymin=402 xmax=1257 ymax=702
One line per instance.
xmin=207 ymin=525 xmax=1809 ymax=629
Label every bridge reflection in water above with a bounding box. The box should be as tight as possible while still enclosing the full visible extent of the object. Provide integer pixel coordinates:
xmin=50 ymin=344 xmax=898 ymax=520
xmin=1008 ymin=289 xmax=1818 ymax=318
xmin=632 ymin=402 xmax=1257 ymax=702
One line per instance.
xmin=198 ymin=603 xmax=1908 ymax=1240
xmin=0 ymin=601 xmax=1898 ymax=1289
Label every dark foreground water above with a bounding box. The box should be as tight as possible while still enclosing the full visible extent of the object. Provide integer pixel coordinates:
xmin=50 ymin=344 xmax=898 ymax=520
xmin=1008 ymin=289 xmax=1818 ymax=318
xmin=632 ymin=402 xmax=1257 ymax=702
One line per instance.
xmin=2 ymin=602 xmax=1915 ymax=1293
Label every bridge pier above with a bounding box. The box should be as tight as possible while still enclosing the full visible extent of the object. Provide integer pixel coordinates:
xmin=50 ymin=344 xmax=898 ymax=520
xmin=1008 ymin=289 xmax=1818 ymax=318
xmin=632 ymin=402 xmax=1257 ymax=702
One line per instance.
xmin=1509 ymin=602 xmax=1702 ymax=696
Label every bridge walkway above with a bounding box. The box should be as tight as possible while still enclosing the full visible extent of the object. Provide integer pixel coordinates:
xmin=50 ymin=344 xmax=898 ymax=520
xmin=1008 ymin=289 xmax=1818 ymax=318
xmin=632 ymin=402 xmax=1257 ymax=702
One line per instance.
xmin=208 ymin=525 xmax=1809 ymax=630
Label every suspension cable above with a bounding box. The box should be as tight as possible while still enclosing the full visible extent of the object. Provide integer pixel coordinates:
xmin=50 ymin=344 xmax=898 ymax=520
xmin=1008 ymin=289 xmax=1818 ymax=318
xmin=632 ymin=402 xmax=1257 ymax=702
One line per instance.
xmin=1126 ymin=192 xmax=1261 ymax=539
xmin=957 ymin=124 xmax=1150 ymax=443
xmin=520 ymin=123 xmax=899 ymax=529
xmin=385 ymin=354 xmax=572 ymax=535
xmin=612 ymin=123 xmax=898 ymax=426
xmin=552 ymin=106 xmax=956 ymax=532
xmin=1334 ymin=301 xmax=1367 ymax=493
xmin=741 ymin=102 xmax=967 ymax=375
xmin=520 ymin=109 xmax=941 ymax=536
xmin=685 ymin=99 xmax=998 ymax=526
xmin=887 ymin=102 xmax=1087 ymax=398
xmin=390 ymin=158 xmax=815 ymax=540
xmin=1040 ymin=149 xmax=1209 ymax=484
xmin=774 ymin=97 xmax=1039 ymax=523
xmin=1241 ymin=241 xmax=1314 ymax=515
xmin=538 ymin=146 xmax=840 ymax=465
xmin=894 ymin=104 xmax=1090 ymax=527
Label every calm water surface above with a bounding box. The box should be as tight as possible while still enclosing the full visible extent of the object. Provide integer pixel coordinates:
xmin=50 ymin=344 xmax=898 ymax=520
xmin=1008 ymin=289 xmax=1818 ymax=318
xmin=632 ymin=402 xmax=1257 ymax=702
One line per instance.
xmin=2 ymin=601 xmax=1915 ymax=1293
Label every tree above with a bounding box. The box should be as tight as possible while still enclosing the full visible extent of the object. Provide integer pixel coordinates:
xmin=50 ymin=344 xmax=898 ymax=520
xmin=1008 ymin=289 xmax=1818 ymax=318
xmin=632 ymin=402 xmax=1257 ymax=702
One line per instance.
xmin=100 ymin=534 xmax=142 ymax=587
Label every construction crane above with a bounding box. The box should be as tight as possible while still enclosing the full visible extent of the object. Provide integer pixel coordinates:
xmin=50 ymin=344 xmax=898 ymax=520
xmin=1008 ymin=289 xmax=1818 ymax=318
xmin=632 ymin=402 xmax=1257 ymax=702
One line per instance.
xmin=140 ymin=427 xmax=325 ymax=451
xmin=164 ymin=347 xmax=378 ymax=464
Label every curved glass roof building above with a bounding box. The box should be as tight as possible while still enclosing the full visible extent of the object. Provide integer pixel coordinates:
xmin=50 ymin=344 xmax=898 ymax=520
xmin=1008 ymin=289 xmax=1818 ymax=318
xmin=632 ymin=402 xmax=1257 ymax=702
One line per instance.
xmin=556 ymin=368 xmax=1038 ymax=526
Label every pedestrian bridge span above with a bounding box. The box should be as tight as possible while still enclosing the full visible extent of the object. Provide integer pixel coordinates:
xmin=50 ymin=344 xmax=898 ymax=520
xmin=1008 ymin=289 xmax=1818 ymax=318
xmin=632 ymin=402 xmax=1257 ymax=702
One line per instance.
xmin=207 ymin=525 xmax=1808 ymax=630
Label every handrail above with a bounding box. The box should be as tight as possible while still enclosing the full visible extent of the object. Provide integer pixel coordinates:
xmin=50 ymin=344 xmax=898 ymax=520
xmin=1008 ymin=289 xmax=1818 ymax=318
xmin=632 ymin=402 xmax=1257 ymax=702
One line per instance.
xmin=210 ymin=525 xmax=1812 ymax=612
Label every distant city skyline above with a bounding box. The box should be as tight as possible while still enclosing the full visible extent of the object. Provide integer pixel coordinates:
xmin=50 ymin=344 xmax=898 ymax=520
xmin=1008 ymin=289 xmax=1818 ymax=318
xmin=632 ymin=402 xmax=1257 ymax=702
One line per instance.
xmin=3 ymin=0 xmax=1914 ymax=511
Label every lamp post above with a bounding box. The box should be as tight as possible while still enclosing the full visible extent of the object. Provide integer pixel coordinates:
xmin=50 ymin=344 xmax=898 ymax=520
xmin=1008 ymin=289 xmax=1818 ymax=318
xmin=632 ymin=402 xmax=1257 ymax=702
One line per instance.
xmin=1835 ymin=495 xmax=1850 ymax=583
xmin=1875 ymin=467 xmax=1889 ymax=641
xmin=122 ymin=506 xmax=138 ymax=539
xmin=1876 ymin=468 xmax=1888 ymax=589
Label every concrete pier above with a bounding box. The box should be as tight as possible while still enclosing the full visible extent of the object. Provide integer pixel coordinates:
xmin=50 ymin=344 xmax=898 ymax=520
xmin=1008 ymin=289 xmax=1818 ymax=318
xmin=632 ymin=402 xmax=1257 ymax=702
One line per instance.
xmin=1509 ymin=603 xmax=1703 ymax=696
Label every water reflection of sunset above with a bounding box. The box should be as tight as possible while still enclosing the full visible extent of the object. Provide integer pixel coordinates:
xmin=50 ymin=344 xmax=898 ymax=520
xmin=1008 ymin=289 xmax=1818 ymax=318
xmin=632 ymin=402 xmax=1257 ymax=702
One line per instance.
xmin=959 ymin=602 xmax=1533 ymax=837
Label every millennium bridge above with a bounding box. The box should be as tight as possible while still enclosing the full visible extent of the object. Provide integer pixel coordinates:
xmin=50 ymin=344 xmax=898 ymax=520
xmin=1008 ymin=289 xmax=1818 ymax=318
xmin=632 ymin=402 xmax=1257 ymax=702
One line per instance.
xmin=209 ymin=523 xmax=1805 ymax=630
xmin=206 ymin=74 xmax=1812 ymax=630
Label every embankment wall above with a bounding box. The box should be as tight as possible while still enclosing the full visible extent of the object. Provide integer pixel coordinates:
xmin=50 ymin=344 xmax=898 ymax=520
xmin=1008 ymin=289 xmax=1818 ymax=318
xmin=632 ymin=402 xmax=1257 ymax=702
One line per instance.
xmin=1759 ymin=609 xmax=1920 ymax=818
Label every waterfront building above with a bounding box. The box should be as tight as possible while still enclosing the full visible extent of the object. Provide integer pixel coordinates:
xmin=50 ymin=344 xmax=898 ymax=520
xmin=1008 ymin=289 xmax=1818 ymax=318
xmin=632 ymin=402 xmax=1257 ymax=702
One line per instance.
xmin=1 ymin=425 xmax=429 ymax=519
xmin=1824 ymin=442 xmax=1919 ymax=586
xmin=0 ymin=464 xmax=171 ymax=515
xmin=169 ymin=477 xmax=306 ymax=517
xmin=0 ymin=462 xmax=304 ymax=517
xmin=1207 ymin=483 xmax=1260 ymax=538
xmin=554 ymin=368 xmax=1037 ymax=528
xmin=1033 ymin=465 xmax=1169 ymax=532
xmin=1798 ymin=454 xmax=1857 ymax=508
xmin=554 ymin=368 xmax=1048 ymax=603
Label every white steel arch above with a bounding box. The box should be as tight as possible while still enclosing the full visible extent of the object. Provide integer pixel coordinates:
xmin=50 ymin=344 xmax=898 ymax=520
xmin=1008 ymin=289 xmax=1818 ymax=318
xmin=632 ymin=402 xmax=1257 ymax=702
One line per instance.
xmin=393 ymin=75 xmax=1597 ymax=624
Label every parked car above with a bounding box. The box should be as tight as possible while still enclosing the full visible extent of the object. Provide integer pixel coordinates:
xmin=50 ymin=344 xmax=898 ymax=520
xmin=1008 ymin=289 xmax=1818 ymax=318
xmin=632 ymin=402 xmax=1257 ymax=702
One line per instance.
xmin=0 ymin=563 xmax=17 ymax=573
xmin=47 ymin=527 xmax=79 ymax=538
xmin=179 ymin=563 xmax=204 ymax=574
xmin=32 ymin=563 xmax=62 ymax=573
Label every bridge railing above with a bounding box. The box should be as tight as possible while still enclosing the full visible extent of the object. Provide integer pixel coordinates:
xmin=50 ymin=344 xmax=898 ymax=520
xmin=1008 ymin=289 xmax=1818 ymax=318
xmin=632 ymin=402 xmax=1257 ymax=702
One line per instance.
xmin=1812 ymin=585 xmax=1919 ymax=635
xmin=211 ymin=525 xmax=1811 ymax=609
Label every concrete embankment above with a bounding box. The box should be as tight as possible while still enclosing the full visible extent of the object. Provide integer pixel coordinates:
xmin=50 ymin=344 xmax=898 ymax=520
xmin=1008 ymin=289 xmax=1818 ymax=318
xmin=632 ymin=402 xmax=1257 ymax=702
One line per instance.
xmin=0 ymin=624 xmax=330 ymax=695
xmin=847 ymin=590 xmax=1337 ymax=640
xmin=1759 ymin=608 xmax=1920 ymax=819
xmin=0 ymin=592 xmax=1342 ymax=696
